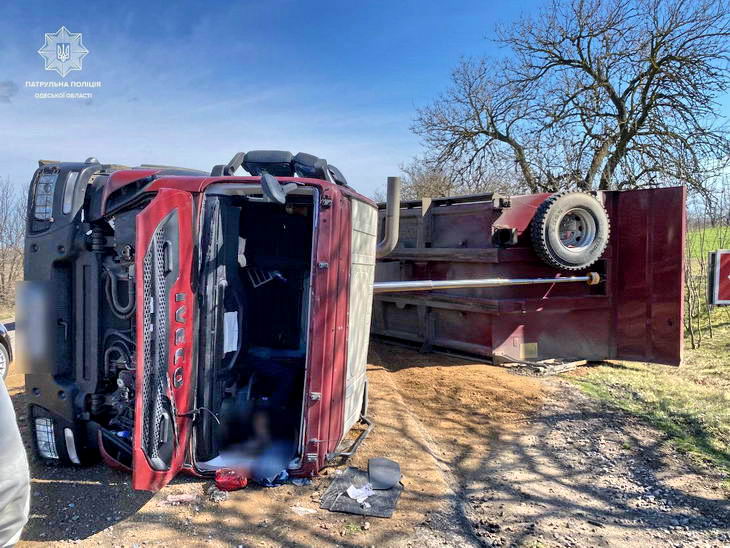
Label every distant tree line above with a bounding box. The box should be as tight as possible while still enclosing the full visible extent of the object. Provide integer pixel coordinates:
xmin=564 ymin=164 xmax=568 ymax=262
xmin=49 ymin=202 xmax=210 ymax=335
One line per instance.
xmin=0 ymin=178 xmax=26 ymax=313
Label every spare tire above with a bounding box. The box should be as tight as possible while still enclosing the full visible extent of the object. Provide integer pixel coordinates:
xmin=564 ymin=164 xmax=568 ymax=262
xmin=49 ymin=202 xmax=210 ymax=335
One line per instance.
xmin=531 ymin=192 xmax=610 ymax=271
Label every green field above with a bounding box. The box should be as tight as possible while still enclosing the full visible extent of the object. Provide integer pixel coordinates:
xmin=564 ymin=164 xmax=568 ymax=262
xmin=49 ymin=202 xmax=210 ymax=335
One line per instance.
xmin=567 ymin=325 xmax=730 ymax=484
xmin=688 ymin=225 xmax=730 ymax=259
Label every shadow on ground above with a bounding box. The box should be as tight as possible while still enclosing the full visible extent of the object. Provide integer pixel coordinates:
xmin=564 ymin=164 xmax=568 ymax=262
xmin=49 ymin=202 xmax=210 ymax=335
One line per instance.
xmin=7 ymin=377 xmax=153 ymax=542
xmin=6 ymin=342 xmax=729 ymax=546
xmin=368 ymin=343 xmax=730 ymax=546
xmin=461 ymin=385 xmax=730 ymax=545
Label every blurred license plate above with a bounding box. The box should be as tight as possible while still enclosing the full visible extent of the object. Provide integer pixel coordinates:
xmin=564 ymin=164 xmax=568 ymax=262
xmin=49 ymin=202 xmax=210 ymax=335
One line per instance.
xmin=16 ymin=281 xmax=53 ymax=374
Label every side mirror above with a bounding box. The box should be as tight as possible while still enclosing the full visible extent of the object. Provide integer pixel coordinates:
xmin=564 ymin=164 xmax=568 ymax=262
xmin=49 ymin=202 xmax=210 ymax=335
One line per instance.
xmin=260 ymin=172 xmax=297 ymax=205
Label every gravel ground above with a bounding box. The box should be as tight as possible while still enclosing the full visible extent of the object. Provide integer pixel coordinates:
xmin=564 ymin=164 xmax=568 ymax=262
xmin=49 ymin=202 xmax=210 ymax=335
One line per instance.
xmin=7 ymin=342 xmax=730 ymax=547
xmin=462 ymin=380 xmax=730 ymax=548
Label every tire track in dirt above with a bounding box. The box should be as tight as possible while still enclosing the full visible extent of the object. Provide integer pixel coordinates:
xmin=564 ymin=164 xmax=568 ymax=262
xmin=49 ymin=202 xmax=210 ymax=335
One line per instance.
xmin=367 ymin=343 xmax=546 ymax=546
xmin=364 ymin=348 xmax=479 ymax=547
xmin=460 ymin=379 xmax=730 ymax=547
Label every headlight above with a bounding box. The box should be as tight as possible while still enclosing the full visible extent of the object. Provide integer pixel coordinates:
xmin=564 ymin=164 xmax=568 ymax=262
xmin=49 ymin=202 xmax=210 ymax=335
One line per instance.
xmin=33 ymin=173 xmax=58 ymax=221
xmin=35 ymin=417 xmax=59 ymax=459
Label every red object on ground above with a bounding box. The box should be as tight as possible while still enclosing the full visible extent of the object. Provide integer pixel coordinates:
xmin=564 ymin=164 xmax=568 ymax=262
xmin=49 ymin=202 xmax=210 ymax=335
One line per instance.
xmin=215 ymin=468 xmax=249 ymax=491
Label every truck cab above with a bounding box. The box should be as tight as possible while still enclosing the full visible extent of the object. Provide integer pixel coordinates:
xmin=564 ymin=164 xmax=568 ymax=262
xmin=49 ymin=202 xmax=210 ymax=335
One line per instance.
xmin=21 ymin=152 xmax=378 ymax=491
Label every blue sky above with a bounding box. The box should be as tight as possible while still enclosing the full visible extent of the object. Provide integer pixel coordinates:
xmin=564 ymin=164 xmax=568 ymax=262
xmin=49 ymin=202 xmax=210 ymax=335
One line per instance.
xmin=0 ymin=0 xmax=543 ymax=197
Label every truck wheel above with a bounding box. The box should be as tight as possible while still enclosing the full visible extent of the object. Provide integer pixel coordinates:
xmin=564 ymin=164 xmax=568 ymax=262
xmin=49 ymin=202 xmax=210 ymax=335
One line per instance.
xmin=531 ymin=192 xmax=610 ymax=271
xmin=0 ymin=343 xmax=9 ymax=380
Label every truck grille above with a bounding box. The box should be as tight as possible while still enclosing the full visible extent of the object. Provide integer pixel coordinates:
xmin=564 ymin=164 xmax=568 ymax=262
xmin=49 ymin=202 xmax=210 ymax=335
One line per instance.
xmin=140 ymin=228 xmax=170 ymax=464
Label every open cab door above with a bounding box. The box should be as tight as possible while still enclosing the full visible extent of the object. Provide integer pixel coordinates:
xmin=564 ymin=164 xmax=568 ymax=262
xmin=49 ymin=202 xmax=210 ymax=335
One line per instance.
xmin=133 ymin=190 xmax=196 ymax=491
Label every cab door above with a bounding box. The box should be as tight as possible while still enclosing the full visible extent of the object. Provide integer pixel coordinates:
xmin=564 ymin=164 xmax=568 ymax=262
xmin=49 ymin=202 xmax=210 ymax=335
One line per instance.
xmin=132 ymin=189 xmax=196 ymax=491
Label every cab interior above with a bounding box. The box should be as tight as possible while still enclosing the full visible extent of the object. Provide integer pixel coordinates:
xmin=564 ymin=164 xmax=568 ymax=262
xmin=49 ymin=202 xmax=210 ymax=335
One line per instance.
xmin=194 ymin=187 xmax=316 ymax=479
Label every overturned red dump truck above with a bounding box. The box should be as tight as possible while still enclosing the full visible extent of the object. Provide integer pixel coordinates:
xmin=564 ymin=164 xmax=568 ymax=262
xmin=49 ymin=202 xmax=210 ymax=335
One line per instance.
xmin=373 ymin=187 xmax=686 ymax=366
xmin=20 ymin=150 xmax=685 ymax=492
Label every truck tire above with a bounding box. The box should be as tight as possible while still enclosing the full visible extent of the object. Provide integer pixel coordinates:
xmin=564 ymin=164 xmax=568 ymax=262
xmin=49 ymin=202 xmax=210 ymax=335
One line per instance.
xmin=0 ymin=343 xmax=9 ymax=380
xmin=531 ymin=192 xmax=610 ymax=271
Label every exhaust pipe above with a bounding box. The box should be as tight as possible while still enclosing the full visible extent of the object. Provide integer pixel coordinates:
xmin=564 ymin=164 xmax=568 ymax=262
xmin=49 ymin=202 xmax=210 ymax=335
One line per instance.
xmin=375 ymin=176 xmax=401 ymax=259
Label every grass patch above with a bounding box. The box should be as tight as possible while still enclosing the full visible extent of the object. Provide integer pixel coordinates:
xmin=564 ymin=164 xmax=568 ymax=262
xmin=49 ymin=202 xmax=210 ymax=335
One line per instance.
xmin=688 ymin=226 xmax=730 ymax=259
xmin=341 ymin=523 xmax=362 ymax=536
xmin=566 ymin=325 xmax=730 ymax=478
xmin=0 ymin=305 xmax=14 ymax=322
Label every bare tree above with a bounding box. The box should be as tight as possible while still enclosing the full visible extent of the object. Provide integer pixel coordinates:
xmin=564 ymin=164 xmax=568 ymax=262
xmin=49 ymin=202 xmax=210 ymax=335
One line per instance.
xmin=397 ymin=158 xmax=456 ymax=200
xmin=414 ymin=0 xmax=730 ymax=195
xmin=684 ymin=175 xmax=730 ymax=348
xmin=0 ymin=178 xmax=27 ymax=310
xmin=371 ymin=187 xmax=386 ymax=203
xmin=389 ymin=156 xmax=530 ymax=201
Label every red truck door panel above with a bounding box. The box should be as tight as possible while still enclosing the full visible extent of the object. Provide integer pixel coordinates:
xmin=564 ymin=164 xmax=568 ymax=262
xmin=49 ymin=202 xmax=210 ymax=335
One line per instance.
xmin=133 ymin=190 xmax=195 ymax=491
xmin=610 ymin=186 xmax=686 ymax=365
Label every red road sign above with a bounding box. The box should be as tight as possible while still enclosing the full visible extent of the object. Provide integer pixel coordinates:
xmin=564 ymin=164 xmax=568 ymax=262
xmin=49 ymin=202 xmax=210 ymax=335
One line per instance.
xmin=710 ymin=250 xmax=730 ymax=305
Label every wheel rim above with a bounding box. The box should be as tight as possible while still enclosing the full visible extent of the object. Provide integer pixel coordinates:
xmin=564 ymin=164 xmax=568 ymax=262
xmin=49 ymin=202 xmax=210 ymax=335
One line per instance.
xmin=557 ymin=208 xmax=596 ymax=252
xmin=0 ymin=349 xmax=7 ymax=378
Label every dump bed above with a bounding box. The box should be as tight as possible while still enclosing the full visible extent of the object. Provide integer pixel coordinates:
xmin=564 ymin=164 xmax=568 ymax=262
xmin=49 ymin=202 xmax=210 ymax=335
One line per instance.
xmin=373 ymin=187 xmax=686 ymax=365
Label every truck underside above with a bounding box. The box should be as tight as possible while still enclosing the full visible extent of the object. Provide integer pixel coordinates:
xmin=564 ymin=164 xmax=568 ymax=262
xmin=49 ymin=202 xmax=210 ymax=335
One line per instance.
xmin=372 ymin=187 xmax=686 ymax=366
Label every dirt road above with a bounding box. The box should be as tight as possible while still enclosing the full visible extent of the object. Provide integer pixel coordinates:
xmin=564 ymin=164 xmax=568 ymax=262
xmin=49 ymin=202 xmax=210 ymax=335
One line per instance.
xmin=7 ymin=342 xmax=729 ymax=547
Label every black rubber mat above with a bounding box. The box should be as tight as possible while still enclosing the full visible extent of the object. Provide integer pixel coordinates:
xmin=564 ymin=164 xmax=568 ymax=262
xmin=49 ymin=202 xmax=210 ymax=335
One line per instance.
xmin=320 ymin=466 xmax=403 ymax=518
